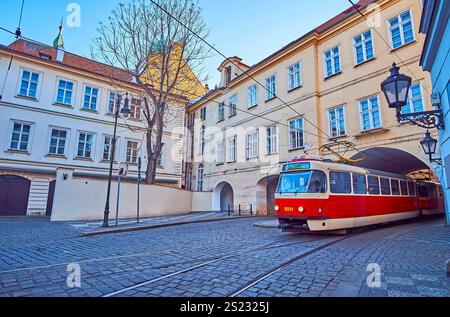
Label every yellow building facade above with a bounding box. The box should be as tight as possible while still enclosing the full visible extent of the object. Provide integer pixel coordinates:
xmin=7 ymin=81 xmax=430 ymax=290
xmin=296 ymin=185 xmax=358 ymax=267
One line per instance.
xmin=186 ymin=0 xmax=440 ymax=215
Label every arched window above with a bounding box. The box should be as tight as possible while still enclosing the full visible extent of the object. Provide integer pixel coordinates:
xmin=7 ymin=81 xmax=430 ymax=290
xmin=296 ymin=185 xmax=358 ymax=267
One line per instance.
xmin=197 ymin=164 xmax=204 ymax=192
xmin=199 ymin=125 xmax=206 ymax=155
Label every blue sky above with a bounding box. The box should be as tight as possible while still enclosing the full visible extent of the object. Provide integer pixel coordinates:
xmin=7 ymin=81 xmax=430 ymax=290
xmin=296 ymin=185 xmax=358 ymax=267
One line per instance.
xmin=0 ymin=0 xmax=351 ymax=86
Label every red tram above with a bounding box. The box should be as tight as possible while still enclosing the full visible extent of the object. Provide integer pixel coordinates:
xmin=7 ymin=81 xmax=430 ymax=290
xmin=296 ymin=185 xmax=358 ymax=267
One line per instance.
xmin=275 ymin=156 xmax=445 ymax=232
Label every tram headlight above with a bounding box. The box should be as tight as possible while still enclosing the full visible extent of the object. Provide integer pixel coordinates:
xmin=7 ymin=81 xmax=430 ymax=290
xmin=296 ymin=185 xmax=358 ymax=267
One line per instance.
xmin=274 ymin=205 xmax=280 ymax=212
xmin=298 ymin=206 xmax=305 ymax=213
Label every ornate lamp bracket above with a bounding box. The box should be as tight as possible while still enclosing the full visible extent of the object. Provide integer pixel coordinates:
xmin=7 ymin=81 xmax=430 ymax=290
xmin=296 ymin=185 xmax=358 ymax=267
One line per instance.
xmin=396 ymin=109 xmax=445 ymax=130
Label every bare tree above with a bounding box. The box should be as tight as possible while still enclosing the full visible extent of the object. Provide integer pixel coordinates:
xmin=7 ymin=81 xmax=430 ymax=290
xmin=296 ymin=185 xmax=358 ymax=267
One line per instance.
xmin=92 ymin=0 xmax=210 ymax=184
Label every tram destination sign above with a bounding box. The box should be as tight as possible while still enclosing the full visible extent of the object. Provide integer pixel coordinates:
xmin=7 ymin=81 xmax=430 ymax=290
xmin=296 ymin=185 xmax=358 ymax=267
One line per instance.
xmin=282 ymin=162 xmax=311 ymax=172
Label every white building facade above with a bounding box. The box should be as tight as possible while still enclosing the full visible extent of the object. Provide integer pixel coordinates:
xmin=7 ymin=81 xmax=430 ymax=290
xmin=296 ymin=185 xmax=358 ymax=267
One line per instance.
xmin=0 ymin=33 xmax=186 ymax=218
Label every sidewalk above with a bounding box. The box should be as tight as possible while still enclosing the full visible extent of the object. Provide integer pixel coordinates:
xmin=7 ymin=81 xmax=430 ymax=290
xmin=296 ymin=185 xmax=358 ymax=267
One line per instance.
xmin=68 ymin=211 xmax=256 ymax=236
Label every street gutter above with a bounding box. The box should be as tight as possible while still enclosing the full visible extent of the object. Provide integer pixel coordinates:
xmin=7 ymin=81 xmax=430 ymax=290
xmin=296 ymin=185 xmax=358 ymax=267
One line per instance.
xmin=82 ymin=216 xmax=261 ymax=237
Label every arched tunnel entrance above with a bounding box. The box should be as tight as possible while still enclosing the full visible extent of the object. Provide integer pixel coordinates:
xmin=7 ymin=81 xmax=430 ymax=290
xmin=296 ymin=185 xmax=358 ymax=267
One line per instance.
xmin=213 ymin=182 xmax=234 ymax=212
xmin=350 ymin=147 xmax=432 ymax=176
xmin=256 ymin=175 xmax=280 ymax=216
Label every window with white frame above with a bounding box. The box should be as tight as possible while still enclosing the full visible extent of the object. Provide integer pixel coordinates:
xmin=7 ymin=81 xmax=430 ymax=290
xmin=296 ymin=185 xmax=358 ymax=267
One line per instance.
xmin=359 ymin=96 xmax=382 ymax=131
xmin=246 ymin=130 xmax=259 ymax=159
xmin=9 ymin=121 xmax=32 ymax=152
xmin=152 ymin=143 xmax=165 ymax=167
xmin=18 ymin=69 xmax=40 ymax=99
xmin=186 ymin=165 xmax=193 ymax=191
xmin=229 ymin=95 xmax=237 ymax=117
xmin=218 ymin=103 xmax=225 ymax=122
xmin=353 ymin=30 xmax=374 ymax=65
xmin=227 ymin=136 xmax=237 ymax=163
xmin=289 ymin=118 xmax=304 ymax=150
xmin=102 ymin=135 xmax=119 ymax=162
xmin=401 ymin=83 xmax=424 ymax=115
xmin=48 ymin=128 xmax=68 ymax=156
xmin=328 ymin=107 xmax=346 ymax=138
xmin=77 ymin=132 xmax=94 ymax=159
xmin=248 ymin=85 xmax=258 ymax=108
xmin=200 ymin=107 xmax=206 ymax=121
xmin=189 ymin=131 xmax=195 ymax=157
xmin=83 ymin=86 xmax=99 ymax=111
xmin=130 ymin=97 xmax=142 ymax=120
xmin=125 ymin=140 xmax=139 ymax=164
xmin=324 ymin=46 xmax=341 ymax=78
xmin=265 ymin=126 xmax=278 ymax=155
xmin=197 ymin=164 xmax=204 ymax=191
xmin=265 ymin=75 xmax=276 ymax=101
xmin=56 ymin=79 xmax=74 ymax=105
xmin=188 ymin=112 xmax=196 ymax=127
xmin=199 ymin=125 xmax=206 ymax=155
xmin=388 ymin=10 xmax=415 ymax=50
xmin=288 ymin=63 xmax=302 ymax=90
xmin=216 ymin=141 xmax=225 ymax=165
xmin=107 ymin=92 xmax=118 ymax=114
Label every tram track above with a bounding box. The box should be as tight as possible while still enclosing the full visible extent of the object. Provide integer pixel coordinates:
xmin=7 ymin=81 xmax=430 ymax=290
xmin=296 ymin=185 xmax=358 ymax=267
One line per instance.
xmin=226 ymin=235 xmax=352 ymax=297
xmin=102 ymin=235 xmax=347 ymax=298
xmin=0 ymin=235 xmax=303 ymax=275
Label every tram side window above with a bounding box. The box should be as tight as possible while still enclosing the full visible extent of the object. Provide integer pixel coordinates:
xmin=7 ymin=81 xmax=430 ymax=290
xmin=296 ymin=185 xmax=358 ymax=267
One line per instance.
xmin=330 ymin=171 xmax=352 ymax=194
xmin=368 ymin=176 xmax=380 ymax=195
xmin=418 ymin=185 xmax=429 ymax=198
xmin=391 ymin=179 xmax=400 ymax=196
xmin=400 ymin=181 xmax=408 ymax=196
xmin=352 ymin=173 xmax=367 ymax=194
xmin=380 ymin=178 xmax=391 ymax=195
xmin=408 ymin=182 xmax=416 ymax=196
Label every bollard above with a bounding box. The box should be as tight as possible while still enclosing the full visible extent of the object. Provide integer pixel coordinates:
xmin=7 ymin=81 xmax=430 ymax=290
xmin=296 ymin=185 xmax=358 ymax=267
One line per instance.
xmin=228 ymin=205 xmax=231 ymax=217
xmin=250 ymin=204 xmax=253 ymax=216
xmin=239 ymin=205 xmax=241 ymax=216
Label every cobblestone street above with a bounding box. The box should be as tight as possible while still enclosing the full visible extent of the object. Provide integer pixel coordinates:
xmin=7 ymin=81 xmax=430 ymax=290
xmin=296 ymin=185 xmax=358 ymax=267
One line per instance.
xmin=0 ymin=217 xmax=448 ymax=297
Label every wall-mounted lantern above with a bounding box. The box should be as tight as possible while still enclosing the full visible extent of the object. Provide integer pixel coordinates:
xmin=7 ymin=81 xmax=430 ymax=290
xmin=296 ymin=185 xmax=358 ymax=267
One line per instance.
xmin=420 ymin=131 xmax=442 ymax=165
xmin=381 ymin=63 xmax=445 ymax=130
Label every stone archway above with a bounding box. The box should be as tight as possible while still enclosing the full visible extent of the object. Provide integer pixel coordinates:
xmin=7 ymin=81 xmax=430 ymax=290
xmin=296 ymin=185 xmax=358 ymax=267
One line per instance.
xmin=256 ymin=175 xmax=280 ymax=216
xmin=350 ymin=147 xmax=432 ymax=175
xmin=213 ymin=182 xmax=234 ymax=212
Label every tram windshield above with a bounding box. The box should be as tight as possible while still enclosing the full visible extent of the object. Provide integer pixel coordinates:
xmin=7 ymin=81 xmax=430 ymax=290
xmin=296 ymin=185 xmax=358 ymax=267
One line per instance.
xmin=277 ymin=171 xmax=327 ymax=194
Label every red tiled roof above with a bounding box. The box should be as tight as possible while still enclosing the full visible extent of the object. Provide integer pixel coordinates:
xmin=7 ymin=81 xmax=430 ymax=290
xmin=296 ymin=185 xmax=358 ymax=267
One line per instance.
xmin=315 ymin=0 xmax=376 ymax=33
xmin=3 ymin=39 xmax=134 ymax=83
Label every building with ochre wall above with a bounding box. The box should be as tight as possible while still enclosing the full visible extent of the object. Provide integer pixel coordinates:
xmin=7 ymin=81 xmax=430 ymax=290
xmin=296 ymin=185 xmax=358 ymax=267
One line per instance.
xmin=186 ymin=0 xmax=440 ymax=215
xmin=420 ymin=0 xmax=450 ymax=225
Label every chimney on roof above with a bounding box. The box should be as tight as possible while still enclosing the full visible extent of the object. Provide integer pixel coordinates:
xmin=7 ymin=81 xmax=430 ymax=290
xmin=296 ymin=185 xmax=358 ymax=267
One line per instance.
xmin=53 ymin=19 xmax=65 ymax=62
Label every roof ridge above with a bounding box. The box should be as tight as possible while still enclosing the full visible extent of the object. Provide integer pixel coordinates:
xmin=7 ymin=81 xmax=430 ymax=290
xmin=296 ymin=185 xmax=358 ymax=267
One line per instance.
xmin=8 ymin=38 xmax=134 ymax=78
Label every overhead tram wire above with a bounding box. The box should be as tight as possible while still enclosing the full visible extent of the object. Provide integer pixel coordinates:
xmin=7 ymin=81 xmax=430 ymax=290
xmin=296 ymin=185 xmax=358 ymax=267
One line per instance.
xmin=117 ymin=86 xmax=331 ymax=142
xmin=0 ymin=0 xmax=25 ymax=100
xmin=0 ymin=22 xmax=398 ymax=168
xmin=0 ymin=24 xmax=328 ymax=143
xmin=148 ymin=0 xmax=332 ymax=141
xmin=147 ymin=0 xmax=411 ymax=167
xmin=347 ymin=0 xmax=432 ymax=97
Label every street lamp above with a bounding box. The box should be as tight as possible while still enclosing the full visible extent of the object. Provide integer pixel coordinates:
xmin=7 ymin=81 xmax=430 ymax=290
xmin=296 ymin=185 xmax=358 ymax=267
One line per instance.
xmin=381 ymin=63 xmax=445 ymax=130
xmin=420 ymin=131 xmax=442 ymax=165
xmin=102 ymin=93 xmax=131 ymax=228
xmin=381 ymin=63 xmax=412 ymax=110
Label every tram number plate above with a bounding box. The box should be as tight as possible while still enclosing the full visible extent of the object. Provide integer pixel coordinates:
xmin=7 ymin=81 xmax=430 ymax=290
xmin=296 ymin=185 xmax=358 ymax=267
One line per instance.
xmin=285 ymin=207 xmax=294 ymax=212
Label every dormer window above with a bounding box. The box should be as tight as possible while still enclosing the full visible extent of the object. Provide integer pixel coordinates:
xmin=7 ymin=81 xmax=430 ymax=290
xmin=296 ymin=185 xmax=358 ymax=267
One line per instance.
xmin=39 ymin=53 xmax=52 ymax=61
xmin=225 ymin=66 xmax=232 ymax=85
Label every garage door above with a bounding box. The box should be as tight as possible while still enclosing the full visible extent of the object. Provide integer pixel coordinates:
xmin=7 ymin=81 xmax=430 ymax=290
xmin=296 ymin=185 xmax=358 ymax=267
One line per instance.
xmin=0 ymin=175 xmax=31 ymax=216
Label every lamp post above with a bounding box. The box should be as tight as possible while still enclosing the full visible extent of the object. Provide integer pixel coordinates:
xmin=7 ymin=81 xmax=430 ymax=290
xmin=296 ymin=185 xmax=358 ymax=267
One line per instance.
xmin=102 ymin=93 xmax=131 ymax=228
xmin=420 ymin=131 xmax=442 ymax=165
xmin=381 ymin=63 xmax=445 ymax=130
